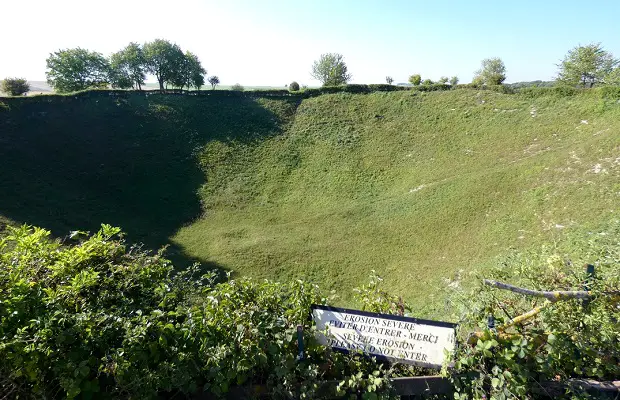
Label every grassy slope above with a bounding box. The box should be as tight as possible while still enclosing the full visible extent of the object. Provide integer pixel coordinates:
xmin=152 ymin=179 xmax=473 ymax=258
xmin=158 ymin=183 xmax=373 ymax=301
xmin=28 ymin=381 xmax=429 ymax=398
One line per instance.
xmin=1 ymin=90 xmax=618 ymax=316
xmin=174 ymin=90 xmax=619 ymax=315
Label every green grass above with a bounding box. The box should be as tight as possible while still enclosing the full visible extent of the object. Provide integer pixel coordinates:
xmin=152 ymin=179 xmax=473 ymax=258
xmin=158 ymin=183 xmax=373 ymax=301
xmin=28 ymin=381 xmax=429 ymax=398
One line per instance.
xmin=1 ymin=89 xmax=618 ymax=316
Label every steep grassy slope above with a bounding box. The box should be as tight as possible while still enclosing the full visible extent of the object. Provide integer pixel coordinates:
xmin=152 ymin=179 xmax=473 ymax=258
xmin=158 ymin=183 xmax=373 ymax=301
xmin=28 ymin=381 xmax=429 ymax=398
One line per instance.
xmin=173 ymin=90 xmax=619 ymax=314
xmin=1 ymin=90 xmax=618 ymax=315
xmin=0 ymin=93 xmax=299 ymax=269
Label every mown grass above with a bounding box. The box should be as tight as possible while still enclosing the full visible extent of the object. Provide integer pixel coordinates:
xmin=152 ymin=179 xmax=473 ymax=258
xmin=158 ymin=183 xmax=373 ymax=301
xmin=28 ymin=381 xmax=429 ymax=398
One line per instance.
xmin=1 ymin=89 xmax=618 ymax=316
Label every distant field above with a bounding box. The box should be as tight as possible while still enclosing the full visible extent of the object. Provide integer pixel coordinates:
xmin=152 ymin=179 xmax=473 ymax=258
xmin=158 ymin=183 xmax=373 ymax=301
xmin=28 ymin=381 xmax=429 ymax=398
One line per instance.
xmin=1 ymin=89 xmax=618 ymax=317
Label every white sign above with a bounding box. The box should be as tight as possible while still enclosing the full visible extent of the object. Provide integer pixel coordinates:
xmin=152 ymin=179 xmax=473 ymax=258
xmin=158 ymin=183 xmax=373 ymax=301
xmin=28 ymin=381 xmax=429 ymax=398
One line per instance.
xmin=311 ymin=305 xmax=457 ymax=369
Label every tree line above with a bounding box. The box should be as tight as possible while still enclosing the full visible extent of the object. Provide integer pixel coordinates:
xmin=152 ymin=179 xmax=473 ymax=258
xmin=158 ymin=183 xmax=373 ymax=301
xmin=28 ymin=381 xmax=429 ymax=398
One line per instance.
xmin=43 ymin=39 xmax=219 ymax=93
xmin=2 ymin=42 xmax=620 ymax=96
xmin=311 ymin=43 xmax=620 ymax=90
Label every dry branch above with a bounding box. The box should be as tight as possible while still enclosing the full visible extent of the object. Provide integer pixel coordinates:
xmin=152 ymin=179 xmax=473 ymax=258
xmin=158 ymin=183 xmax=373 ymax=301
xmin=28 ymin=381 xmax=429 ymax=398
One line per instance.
xmin=483 ymin=279 xmax=591 ymax=302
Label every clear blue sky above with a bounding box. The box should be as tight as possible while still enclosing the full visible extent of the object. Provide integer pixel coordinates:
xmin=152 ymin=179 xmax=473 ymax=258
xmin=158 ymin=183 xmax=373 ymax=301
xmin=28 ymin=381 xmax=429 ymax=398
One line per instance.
xmin=3 ymin=0 xmax=619 ymax=86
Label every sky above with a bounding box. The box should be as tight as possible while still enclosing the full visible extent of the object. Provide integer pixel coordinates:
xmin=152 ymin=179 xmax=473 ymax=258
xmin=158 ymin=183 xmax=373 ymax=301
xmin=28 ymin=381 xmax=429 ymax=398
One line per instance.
xmin=2 ymin=0 xmax=620 ymax=86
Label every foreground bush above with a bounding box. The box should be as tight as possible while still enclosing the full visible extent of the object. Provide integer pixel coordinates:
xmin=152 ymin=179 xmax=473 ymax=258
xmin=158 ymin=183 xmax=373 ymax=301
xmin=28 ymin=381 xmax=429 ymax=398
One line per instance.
xmin=0 ymin=225 xmax=399 ymax=399
xmin=1 ymin=77 xmax=29 ymax=96
xmin=1 ymin=223 xmax=618 ymax=399
xmin=448 ymin=221 xmax=620 ymax=399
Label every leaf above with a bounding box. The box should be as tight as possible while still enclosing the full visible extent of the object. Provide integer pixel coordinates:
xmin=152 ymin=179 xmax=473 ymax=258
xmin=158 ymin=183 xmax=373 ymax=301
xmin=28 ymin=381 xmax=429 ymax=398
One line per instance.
xmin=491 ymin=377 xmax=500 ymax=388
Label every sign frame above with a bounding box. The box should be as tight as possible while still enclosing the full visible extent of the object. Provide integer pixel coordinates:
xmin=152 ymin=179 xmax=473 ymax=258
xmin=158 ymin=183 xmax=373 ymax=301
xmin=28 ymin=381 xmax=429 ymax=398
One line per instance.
xmin=311 ymin=304 xmax=458 ymax=369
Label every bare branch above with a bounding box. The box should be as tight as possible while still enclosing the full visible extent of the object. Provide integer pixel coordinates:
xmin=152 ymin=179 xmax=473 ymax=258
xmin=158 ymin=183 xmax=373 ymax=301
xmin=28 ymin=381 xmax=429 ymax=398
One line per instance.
xmin=483 ymin=279 xmax=591 ymax=302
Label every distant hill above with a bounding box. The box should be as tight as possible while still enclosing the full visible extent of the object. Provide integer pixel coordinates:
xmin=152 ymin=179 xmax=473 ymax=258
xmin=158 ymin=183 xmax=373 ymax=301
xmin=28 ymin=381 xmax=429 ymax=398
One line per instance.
xmin=1 ymin=89 xmax=618 ymax=315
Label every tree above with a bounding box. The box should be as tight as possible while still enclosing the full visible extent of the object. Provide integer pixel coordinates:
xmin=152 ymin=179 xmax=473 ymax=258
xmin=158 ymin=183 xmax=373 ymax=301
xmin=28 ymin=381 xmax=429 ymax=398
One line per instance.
xmin=408 ymin=74 xmax=421 ymax=86
xmin=449 ymin=76 xmax=459 ymax=86
xmin=171 ymin=51 xmax=206 ymax=90
xmin=208 ymin=76 xmax=220 ymax=90
xmin=1 ymin=78 xmax=29 ymax=96
xmin=143 ymin=39 xmax=185 ymax=90
xmin=422 ymin=79 xmax=434 ymax=85
xmin=556 ymin=43 xmax=618 ymax=88
xmin=46 ymin=48 xmax=110 ymax=93
xmin=438 ymin=76 xmax=449 ymax=84
xmin=109 ymin=42 xmax=146 ymax=90
xmin=385 ymin=76 xmax=394 ymax=85
xmin=231 ymin=83 xmax=244 ymax=91
xmin=473 ymin=57 xmax=506 ymax=86
xmin=310 ymin=53 xmax=351 ymax=86
xmin=289 ymin=81 xmax=300 ymax=91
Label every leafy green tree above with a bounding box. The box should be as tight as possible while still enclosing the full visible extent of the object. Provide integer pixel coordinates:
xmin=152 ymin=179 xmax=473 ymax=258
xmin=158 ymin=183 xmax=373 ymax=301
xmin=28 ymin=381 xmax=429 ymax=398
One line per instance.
xmin=289 ymin=81 xmax=300 ymax=91
xmin=408 ymin=74 xmax=421 ymax=86
xmin=231 ymin=83 xmax=244 ymax=91
xmin=172 ymin=51 xmax=206 ymax=90
xmin=438 ymin=76 xmax=449 ymax=84
xmin=449 ymin=76 xmax=459 ymax=86
xmin=385 ymin=76 xmax=394 ymax=85
xmin=473 ymin=57 xmax=506 ymax=85
xmin=556 ymin=43 xmax=618 ymax=87
xmin=422 ymin=78 xmax=434 ymax=85
xmin=143 ymin=39 xmax=185 ymax=90
xmin=109 ymin=42 xmax=146 ymax=90
xmin=46 ymin=48 xmax=110 ymax=93
xmin=1 ymin=77 xmax=29 ymax=96
xmin=208 ymin=75 xmax=220 ymax=90
xmin=311 ymin=53 xmax=351 ymax=86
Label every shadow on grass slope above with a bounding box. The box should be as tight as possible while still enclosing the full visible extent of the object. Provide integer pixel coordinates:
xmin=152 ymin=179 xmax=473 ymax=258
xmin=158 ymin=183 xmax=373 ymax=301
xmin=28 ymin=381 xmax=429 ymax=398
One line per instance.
xmin=0 ymin=92 xmax=299 ymax=272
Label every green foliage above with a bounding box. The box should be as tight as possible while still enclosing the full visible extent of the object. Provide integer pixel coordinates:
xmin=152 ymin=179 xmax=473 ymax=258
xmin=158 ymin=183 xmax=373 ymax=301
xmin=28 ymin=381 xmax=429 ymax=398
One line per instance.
xmin=289 ymin=81 xmax=300 ymax=91
xmin=1 ymin=77 xmax=29 ymax=96
xmin=231 ymin=83 xmax=244 ymax=91
xmin=171 ymin=51 xmax=206 ymax=90
xmin=474 ymin=57 xmax=507 ymax=86
xmin=143 ymin=39 xmax=185 ymax=91
xmin=208 ymin=75 xmax=220 ymax=89
xmin=408 ymin=74 xmax=421 ymax=86
xmin=385 ymin=76 xmax=394 ymax=85
xmin=0 ymin=225 xmax=408 ymax=398
xmin=311 ymin=53 xmax=352 ymax=86
xmin=557 ymin=43 xmax=619 ymax=88
xmin=422 ymin=78 xmax=434 ymax=85
xmin=109 ymin=42 xmax=146 ymax=90
xmin=449 ymin=76 xmax=459 ymax=87
xmin=46 ymin=48 xmax=110 ymax=93
xmin=448 ymin=221 xmax=620 ymax=399
xmin=438 ymin=76 xmax=449 ymax=85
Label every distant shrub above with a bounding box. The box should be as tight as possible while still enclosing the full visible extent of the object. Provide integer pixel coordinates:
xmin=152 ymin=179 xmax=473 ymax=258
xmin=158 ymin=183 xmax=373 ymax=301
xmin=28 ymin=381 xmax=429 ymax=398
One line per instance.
xmin=422 ymin=79 xmax=434 ymax=85
xmin=385 ymin=76 xmax=394 ymax=85
xmin=289 ymin=81 xmax=300 ymax=91
xmin=449 ymin=76 xmax=459 ymax=87
xmin=231 ymin=83 xmax=244 ymax=91
xmin=408 ymin=74 xmax=421 ymax=86
xmin=1 ymin=77 xmax=29 ymax=96
xmin=597 ymin=85 xmax=620 ymax=99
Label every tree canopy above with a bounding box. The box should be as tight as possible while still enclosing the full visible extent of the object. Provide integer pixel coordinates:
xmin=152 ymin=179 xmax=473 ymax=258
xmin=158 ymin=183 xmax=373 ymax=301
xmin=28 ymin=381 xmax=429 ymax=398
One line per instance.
xmin=109 ymin=42 xmax=146 ymax=90
xmin=556 ymin=43 xmax=618 ymax=87
xmin=1 ymin=78 xmax=30 ymax=96
xmin=171 ymin=51 xmax=206 ymax=90
xmin=408 ymin=74 xmax=421 ymax=86
xmin=208 ymin=76 xmax=220 ymax=90
xmin=311 ymin=53 xmax=351 ymax=86
xmin=143 ymin=39 xmax=186 ymax=90
xmin=473 ymin=57 xmax=506 ymax=86
xmin=46 ymin=48 xmax=110 ymax=93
